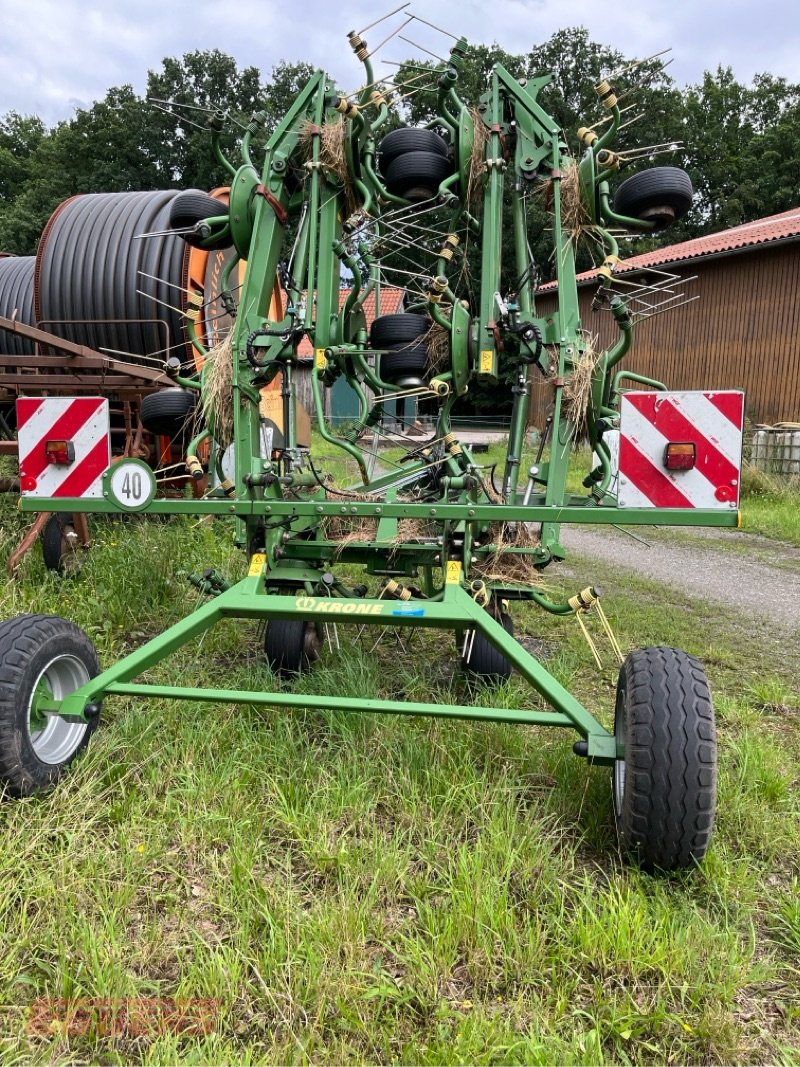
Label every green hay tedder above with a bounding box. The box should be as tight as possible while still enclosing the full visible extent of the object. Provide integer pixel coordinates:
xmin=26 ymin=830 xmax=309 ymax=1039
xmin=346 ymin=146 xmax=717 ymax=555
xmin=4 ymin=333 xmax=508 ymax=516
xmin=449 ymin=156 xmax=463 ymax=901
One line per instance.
xmin=0 ymin=17 xmax=744 ymax=871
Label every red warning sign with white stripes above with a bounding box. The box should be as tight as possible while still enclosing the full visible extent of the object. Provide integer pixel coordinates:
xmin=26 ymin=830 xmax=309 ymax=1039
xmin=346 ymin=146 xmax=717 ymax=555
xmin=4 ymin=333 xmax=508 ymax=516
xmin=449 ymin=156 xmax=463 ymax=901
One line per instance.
xmin=17 ymin=397 xmax=111 ymax=499
xmin=618 ymin=390 xmax=745 ymax=509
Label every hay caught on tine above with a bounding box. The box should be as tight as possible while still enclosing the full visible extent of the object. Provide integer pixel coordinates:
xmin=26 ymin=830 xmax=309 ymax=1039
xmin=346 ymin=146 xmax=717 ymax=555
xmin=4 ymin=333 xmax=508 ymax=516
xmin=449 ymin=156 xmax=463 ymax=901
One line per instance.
xmin=300 ymin=118 xmax=359 ymax=219
xmin=201 ymin=332 xmax=235 ymax=445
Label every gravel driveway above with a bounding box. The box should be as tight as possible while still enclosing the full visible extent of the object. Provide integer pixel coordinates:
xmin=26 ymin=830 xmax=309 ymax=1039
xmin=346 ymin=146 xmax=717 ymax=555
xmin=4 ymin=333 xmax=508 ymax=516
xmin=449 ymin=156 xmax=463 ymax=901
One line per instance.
xmin=560 ymin=525 xmax=800 ymax=635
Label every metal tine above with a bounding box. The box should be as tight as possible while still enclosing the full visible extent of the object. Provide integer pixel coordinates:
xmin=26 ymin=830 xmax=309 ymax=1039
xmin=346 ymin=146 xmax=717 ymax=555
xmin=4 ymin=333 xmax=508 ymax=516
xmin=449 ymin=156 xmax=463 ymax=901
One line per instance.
xmin=133 ymin=228 xmax=193 ymax=240
xmin=357 ymin=2 xmax=410 ymax=36
xmin=632 ymin=294 xmax=700 ymax=322
xmin=409 ymin=13 xmax=460 ymax=41
xmin=617 ymin=113 xmax=646 ymax=133
xmin=148 ymin=96 xmax=217 ymax=113
xmin=617 ymin=141 xmax=683 ymax=159
xmin=382 ymin=61 xmax=441 ymax=72
xmin=135 ymin=289 xmax=189 ymax=318
xmin=398 ymin=35 xmax=450 ymax=64
xmin=367 ymin=15 xmax=415 ymax=61
xmin=585 ymin=103 xmax=638 ymax=132
xmin=604 ymin=48 xmax=672 ymax=82
xmin=98 ymin=345 xmax=173 ymax=365
xmin=137 ymin=269 xmax=195 ymax=296
xmin=627 ymin=276 xmax=697 ymax=307
xmin=147 ymin=101 xmax=208 ymax=133
xmin=343 ymin=75 xmax=396 ymax=102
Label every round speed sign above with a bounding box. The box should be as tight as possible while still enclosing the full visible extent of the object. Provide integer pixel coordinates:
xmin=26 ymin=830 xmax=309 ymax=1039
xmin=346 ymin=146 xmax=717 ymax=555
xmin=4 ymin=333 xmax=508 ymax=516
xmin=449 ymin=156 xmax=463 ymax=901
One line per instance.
xmin=107 ymin=460 xmax=157 ymax=511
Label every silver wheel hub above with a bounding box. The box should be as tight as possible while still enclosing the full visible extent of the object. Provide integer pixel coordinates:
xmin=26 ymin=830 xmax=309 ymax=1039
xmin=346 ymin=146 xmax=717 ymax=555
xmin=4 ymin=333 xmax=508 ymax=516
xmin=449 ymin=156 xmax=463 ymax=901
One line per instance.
xmin=27 ymin=655 xmax=90 ymax=765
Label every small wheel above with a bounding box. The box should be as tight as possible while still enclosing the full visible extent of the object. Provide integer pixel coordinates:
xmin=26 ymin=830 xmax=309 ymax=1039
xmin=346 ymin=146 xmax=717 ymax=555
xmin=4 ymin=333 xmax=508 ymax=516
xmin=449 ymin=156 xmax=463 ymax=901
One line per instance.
xmin=169 ymin=189 xmax=232 ymax=249
xmin=140 ymin=388 xmax=197 ymax=440
xmin=380 ymin=343 xmax=429 ymax=383
xmin=462 ymin=609 xmax=514 ymax=684
xmin=370 ymin=313 xmax=428 ymax=347
xmin=0 ymin=614 xmax=101 ymax=797
xmin=265 ymin=619 xmax=323 ymax=678
xmin=384 ymin=151 xmax=454 ymax=202
xmin=613 ymin=166 xmax=693 ymax=229
xmin=41 ymin=513 xmax=83 ymax=576
xmin=613 ymin=646 xmax=717 ymax=871
xmin=378 ymin=128 xmax=450 ymax=167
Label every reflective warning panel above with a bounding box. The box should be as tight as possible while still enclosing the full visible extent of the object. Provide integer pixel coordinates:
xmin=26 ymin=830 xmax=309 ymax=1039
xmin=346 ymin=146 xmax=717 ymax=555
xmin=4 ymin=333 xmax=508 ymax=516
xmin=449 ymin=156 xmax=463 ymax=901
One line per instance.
xmin=618 ymin=391 xmax=745 ymax=509
xmin=17 ymin=397 xmax=111 ymax=499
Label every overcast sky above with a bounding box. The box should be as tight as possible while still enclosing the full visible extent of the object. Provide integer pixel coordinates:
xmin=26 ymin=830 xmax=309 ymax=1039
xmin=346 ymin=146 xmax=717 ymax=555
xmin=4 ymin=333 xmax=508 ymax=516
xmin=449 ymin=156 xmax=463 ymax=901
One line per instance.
xmin=3 ymin=0 xmax=799 ymax=126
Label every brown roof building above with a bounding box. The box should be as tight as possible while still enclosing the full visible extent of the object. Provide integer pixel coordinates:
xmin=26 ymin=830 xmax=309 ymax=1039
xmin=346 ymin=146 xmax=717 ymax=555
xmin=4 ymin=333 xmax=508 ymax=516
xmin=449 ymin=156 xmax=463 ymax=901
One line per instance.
xmin=534 ymin=208 xmax=800 ymax=427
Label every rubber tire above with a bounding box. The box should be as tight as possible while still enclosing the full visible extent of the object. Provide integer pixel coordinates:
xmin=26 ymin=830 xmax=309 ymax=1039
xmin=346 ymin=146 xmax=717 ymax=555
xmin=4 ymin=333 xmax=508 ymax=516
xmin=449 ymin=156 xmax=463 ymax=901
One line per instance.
xmin=264 ymin=619 xmax=323 ymax=679
xmin=462 ymin=610 xmax=514 ymax=684
xmin=370 ymin=313 xmax=428 ymax=347
xmin=384 ymin=151 xmax=454 ymax=201
xmin=613 ymin=167 xmax=693 ymax=229
xmin=381 ymin=344 xmax=429 ymax=381
xmin=613 ymin=646 xmax=717 ymax=871
xmin=140 ymin=388 xmax=197 ymax=439
xmin=0 ymin=614 xmax=101 ymax=797
xmin=42 ymin=513 xmax=82 ymax=577
xmin=379 ymin=128 xmax=449 ymax=167
xmin=168 ymin=189 xmax=232 ymax=250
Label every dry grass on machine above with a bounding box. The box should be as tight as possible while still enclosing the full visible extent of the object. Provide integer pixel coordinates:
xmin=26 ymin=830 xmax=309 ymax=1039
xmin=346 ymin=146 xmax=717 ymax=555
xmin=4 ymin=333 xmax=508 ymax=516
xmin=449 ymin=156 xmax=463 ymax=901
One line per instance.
xmin=472 ymin=519 xmax=543 ymax=588
xmin=466 ymin=109 xmax=489 ymax=210
xmin=423 ymin=322 xmax=450 ymax=378
xmin=548 ymin=334 xmax=602 ymax=440
xmin=300 ymin=119 xmax=359 ymax=220
xmin=200 ymin=332 xmax=235 ymax=445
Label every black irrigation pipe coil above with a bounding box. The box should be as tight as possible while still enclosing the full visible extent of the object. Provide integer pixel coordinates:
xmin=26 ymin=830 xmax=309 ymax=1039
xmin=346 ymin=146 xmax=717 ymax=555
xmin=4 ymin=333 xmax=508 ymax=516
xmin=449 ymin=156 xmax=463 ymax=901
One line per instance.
xmin=34 ymin=191 xmax=191 ymax=367
xmin=0 ymin=256 xmax=36 ymax=357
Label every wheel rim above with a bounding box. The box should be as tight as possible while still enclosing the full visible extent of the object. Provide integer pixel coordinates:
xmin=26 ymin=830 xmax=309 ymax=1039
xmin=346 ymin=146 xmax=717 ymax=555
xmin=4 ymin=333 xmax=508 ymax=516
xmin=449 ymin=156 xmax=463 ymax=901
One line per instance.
xmin=27 ymin=655 xmax=90 ymax=764
xmin=613 ymin=753 xmax=626 ymax=816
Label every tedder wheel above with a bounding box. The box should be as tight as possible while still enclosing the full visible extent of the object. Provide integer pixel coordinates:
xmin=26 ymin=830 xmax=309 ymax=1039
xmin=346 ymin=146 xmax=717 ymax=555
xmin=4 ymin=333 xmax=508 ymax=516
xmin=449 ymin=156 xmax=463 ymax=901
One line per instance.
xmin=140 ymin=388 xmax=197 ymax=440
xmin=378 ymin=128 xmax=450 ymax=167
xmin=613 ymin=646 xmax=717 ymax=871
xmin=42 ymin=513 xmax=83 ymax=576
xmin=168 ymin=189 xmax=232 ymax=249
xmin=264 ymin=619 xmax=323 ymax=678
xmin=381 ymin=344 xmax=429 ymax=382
xmin=384 ymin=151 xmax=454 ymax=202
xmin=0 ymin=615 xmax=101 ymax=797
xmin=612 ymin=166 xmax=693 ymax=229
xmin=462 ymin=609 xmax=515 ymax=684
xmin=370 ymin=313 xmax=428 ymax=347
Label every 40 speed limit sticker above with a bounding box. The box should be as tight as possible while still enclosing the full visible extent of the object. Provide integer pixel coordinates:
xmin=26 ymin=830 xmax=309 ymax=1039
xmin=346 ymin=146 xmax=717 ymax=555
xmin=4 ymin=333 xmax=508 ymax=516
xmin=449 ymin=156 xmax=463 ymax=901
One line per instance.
xmin=105 ymin=460 xmax=157 ymax=511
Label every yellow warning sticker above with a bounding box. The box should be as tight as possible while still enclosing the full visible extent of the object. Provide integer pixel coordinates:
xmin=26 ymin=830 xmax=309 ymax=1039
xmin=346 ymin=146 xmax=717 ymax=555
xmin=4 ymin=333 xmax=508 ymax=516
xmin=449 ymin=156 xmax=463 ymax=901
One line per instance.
xmin=248 ymin=553 xmax=267 ymax=576
xmin=479 ymin=350 xmax=494 ymax=374
xmin=446 ymin=560 xmax=463 ymax=584
xmin=315 ymin=348 xmax=327 ymax=370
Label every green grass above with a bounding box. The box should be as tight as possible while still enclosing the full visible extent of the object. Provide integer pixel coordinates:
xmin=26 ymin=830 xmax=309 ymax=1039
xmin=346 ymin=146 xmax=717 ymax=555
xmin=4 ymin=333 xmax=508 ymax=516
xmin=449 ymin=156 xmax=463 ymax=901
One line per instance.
xmin=1 ymin=459 xmax=799 ymax=1064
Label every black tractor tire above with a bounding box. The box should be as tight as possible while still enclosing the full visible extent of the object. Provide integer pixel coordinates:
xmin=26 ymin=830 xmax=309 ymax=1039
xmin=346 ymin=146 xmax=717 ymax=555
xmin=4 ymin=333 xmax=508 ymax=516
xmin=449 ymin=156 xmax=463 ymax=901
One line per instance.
xmin=381 ymin=344 xmax=429 ymax=381
xmin=264 ymin=619 xmax=323 ymax=678
xmin=378 ymin=128 xmax=450 ymax=167
xmin=370 ymin=313 xmax=428 ymax=347
xmin=0 ymin=614 xmax=101 ymax=797
xmin=384 ymin=151 xmax=454 ymax=202
xmin=168 ymin=189 xmax=232 ymax=249
xmin=42 ymin=513 xmax=82 ymax=577
xmin=613 ymin=646 xmax=717 ymax=871
xmin=613 ymin=166 xmax=693 ymax=229
xmin=462 ymin=610 xmax=515 ymax=684
xmin=140 ymin=388 xmax=197 ymax=440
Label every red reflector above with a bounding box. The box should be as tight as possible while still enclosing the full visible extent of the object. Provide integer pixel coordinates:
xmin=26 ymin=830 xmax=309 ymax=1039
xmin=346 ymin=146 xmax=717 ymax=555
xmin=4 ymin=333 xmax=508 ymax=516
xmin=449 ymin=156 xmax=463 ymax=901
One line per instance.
xmin=45 ymin=440 xmax=75 ymax=466
xmin=663 ymin=441 xmax=696 ymax=470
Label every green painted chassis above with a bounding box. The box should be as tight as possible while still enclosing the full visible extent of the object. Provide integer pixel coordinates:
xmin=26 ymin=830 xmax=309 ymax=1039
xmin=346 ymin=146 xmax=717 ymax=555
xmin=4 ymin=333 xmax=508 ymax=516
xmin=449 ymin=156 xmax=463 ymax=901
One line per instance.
xmin=19 ymin=37 xmax=739 ymax=763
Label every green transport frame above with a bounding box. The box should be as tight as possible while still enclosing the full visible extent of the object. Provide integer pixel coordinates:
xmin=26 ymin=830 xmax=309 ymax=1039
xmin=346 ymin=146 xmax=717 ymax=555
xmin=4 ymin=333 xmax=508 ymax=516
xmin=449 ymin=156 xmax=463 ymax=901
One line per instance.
xmin=0 ymin=17 xmax=738 ymax=870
